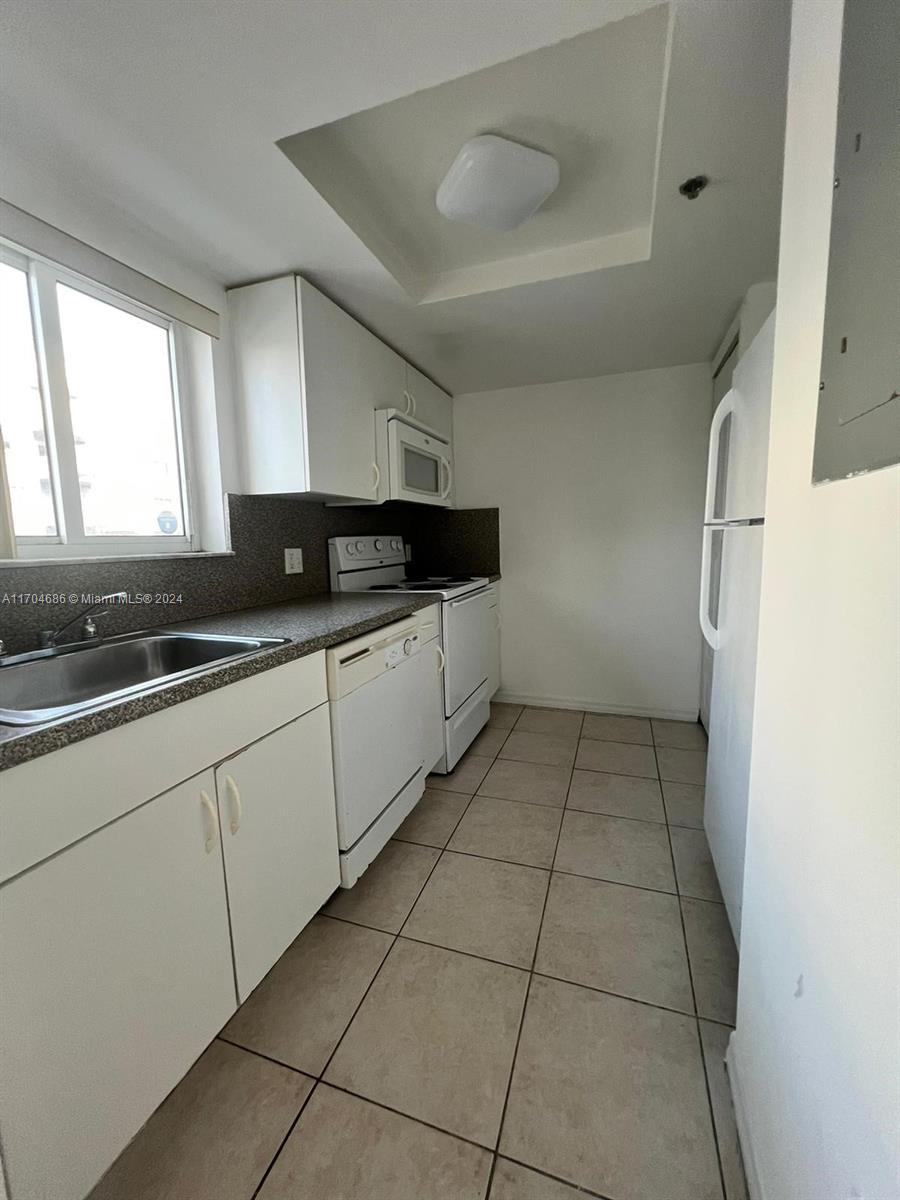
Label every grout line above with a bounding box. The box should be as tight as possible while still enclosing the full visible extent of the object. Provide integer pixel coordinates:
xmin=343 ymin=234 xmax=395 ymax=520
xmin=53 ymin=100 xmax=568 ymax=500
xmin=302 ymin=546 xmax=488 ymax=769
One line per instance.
xmin=485 ymin=709 xmax=582 ymax=1194
xmin=248 ymin=1075 xmax=318 ymax=1200
xmin=247 ymin=792 xmax=473 ymax=1199
xmin=498 ymin=1153 xmax=616 ymax=1200
xmin=651 ymin=721 xmax=729 ymax=1200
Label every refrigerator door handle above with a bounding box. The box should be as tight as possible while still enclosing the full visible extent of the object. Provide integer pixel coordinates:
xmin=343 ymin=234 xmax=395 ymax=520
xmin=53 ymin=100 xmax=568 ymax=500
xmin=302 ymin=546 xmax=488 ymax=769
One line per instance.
xmin=699 ymin=525 xmax=721 ymax=650
xmin=705 ymin=389 xmax=737 ymax=523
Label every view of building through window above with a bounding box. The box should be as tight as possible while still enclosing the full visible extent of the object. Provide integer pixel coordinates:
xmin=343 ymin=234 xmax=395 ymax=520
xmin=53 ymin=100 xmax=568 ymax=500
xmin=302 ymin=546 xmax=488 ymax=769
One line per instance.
xmin=0 ymin=260 xmax=58 ymax=536
xmin=0 ymin=256 xmax=188 ymax=549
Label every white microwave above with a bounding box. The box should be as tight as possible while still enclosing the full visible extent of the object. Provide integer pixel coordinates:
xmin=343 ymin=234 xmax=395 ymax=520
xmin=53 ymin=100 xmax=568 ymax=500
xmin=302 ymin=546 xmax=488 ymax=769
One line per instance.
xmin=375 ymin=410 xmax=453 ymax=507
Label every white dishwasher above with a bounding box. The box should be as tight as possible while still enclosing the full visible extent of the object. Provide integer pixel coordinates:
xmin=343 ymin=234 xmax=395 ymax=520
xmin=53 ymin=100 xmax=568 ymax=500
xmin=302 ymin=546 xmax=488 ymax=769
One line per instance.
xmin=327 ymin=617 xmax=426 ymax=888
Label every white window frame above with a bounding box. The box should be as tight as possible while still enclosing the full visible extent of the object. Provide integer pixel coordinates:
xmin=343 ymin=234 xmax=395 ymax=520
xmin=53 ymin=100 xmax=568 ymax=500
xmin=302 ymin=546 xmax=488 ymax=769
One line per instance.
xmin=0 ymin=238 xmax=200 ymax=559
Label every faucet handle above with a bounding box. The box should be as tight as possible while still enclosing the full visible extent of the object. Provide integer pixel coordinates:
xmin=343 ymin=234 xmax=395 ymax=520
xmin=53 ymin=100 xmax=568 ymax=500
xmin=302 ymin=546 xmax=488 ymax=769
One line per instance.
xmin=82 ymin=617 xmax=100 ymax=639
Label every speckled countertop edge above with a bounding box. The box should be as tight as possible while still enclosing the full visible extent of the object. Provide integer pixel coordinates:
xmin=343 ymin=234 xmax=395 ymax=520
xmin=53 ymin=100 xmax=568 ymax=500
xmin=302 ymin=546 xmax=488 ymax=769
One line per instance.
xmin=0 ymin=592 xmax=441 ymax=772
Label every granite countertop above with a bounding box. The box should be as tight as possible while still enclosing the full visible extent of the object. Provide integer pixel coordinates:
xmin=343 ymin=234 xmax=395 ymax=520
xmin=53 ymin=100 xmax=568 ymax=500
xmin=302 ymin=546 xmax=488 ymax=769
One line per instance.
xmin=0 ymin=592 xmax=439 ymax=771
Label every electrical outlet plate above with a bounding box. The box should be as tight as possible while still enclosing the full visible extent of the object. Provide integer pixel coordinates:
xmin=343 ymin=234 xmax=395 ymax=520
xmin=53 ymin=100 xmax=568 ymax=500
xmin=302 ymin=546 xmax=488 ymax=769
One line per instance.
xmin=284 ymin=548 xmax=303 ymax=574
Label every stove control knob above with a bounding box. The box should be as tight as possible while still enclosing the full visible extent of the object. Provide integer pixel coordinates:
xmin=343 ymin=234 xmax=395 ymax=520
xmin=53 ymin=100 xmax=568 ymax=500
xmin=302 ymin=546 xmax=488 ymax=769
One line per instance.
xmin=355 ymin=541 xmax=365 ymax=553
xmin=346 ymin=543 xmax=356 ymax=556
xmin=403 ymin=637 xmax=415 ymax=656
xmin=374 ymin=538 xmax=384 ymax=552
xmin=392 ymin=538 xmax=401 ymax=551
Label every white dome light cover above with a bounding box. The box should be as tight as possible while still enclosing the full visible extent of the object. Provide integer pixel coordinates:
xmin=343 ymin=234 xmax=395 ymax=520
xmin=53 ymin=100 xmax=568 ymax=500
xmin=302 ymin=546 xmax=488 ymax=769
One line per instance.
xmin=436 ymin=134 xmax=560 ymax=232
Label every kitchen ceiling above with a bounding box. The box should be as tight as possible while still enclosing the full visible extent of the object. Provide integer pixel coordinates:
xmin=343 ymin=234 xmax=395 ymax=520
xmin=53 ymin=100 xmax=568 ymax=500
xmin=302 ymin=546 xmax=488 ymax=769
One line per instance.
xmin=277 ymin=5 xmax=670 ymax=303
xmin=0 ymin=0 xmax=790 ymax=394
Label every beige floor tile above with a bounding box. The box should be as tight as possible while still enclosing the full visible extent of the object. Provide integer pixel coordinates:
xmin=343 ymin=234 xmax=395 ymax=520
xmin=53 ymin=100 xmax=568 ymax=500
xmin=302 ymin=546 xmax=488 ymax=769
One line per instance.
xmin=500 ymin=730 xmax=578 ymax=768
xmin=657 ymin=746 xmax=708 ymax=785
xmin=700 ymin=1022 xmax=749 ymax=1200
xmin=581 ymin=712 xmax=652 ymax=745
xmin=575 ymin=739 xmax=658 ymax=779
xmin=258 ymin=1084 xmax=492 ymax=1200
xmin=514 ymin=706 xmax=584 ymax=737
xmin=88 ymin=1041 xmax=312 ymax=1200
xmin=535 ymin=874 xmax=693 ymax=1012
xmin=500 ymin=977 xmax=723 ymax=1200
xmin=652 ymin=718 xmax=708 ymax=751
xmin=403 ymin=851 xmax=548 ymax=968
xmin=324 ymin=939 xmax=528 ymax=1147
xmin=682 ymin=898 xmax=738 ymax=1023
xmin=222 ymin=916 xmax=392 ymax=1075
xmin=429 ymin=753 xmax=493 ymax=793
xmin=670 ymin=827 xmax=723 ymax=902
xmin=448 ymin=795 xmax=563 ymax=868
xmin=490 ymin=1158 xmax=587 ymax=1199
xmin=554 ymin=811 xmax=676 ymax=892
xmin=479 ymin=758 xmax=571 ymax=808
xmin=663 ymin=782 xmax=706 ymax=829
xmin=324 ymin=841 xmax=440 ymax=933
xmin=469 ymin=725 xmax=511 ymax=757
xmin=489 ymin=702 xmax=524 ymax=729
xmin=394 ymin=788 xmax=472 ymax=848
xmin=567 ymin=769 xmax=664 ymax=823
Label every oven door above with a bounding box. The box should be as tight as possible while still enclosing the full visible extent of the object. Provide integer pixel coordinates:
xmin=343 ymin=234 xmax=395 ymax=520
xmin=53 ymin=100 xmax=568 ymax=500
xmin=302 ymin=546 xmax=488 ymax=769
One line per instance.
xmin=442 ymin=587 xmax=491 ymax=716
xmin=387 ymin=417 xmax=452 ymax=507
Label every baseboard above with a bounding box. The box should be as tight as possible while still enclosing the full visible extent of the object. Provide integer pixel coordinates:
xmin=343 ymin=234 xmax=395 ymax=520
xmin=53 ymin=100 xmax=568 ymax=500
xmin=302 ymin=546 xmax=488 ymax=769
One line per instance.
xmin=494 ymin=689 xmax=700 ymax=723
xmin=725 ymin=1034 xmax=765 ymax=1200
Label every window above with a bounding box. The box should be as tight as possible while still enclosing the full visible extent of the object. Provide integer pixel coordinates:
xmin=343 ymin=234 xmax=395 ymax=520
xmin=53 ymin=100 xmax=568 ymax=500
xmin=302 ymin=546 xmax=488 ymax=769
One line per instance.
xmin=0 ymin=243 xmax=196 ymax=558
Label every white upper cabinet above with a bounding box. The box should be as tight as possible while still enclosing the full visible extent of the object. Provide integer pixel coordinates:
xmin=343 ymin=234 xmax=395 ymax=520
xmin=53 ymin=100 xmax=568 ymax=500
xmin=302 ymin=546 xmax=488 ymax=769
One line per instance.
xmin=404 ymin=363 xmax=453 ymax=440
xmin=229 ymin=275 xmax=452 ymax=502
xmin=298 ymin=279 xmax=404 ymax=500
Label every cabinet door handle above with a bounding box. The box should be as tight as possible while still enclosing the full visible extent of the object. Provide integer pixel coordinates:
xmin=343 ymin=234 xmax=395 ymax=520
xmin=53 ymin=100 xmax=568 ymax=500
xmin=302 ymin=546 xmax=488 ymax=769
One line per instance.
xmin=372 ymin=461 xmax=381 ymax=493
xmin=225 ymin=774 xmax=242 ymax=835
xmin=200 ymin=790 xmax=219 ymax=854
xmin=435 ymin=645 xmax=445 ymax=675
xmin=403 ymin=389 xmax=413 ymax=416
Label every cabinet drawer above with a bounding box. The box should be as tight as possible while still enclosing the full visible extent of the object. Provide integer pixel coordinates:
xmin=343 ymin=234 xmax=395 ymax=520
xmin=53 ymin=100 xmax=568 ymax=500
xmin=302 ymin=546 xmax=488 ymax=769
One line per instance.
xmin=0 ymin=652 xmax=327 ymax=884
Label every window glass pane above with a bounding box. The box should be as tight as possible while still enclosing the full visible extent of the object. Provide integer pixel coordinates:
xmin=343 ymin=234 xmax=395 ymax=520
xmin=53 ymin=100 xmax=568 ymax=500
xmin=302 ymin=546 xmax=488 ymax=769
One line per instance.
xmin=56 ymin=283 xmax=186 ymax=537
xmin=0 ymin=261 xmax=58 ymax=536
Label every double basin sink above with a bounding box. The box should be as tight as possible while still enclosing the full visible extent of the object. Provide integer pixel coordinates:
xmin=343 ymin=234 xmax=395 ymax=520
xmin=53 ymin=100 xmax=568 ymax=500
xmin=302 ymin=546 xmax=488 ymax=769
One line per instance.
xmin=0 ymin=631 xmax=287 ymax=726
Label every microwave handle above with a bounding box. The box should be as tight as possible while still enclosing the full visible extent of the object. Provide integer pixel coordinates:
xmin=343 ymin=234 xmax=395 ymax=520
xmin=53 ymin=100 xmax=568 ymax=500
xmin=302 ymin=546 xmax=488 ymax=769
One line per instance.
xmin=440 ymin=456 xmax=452 ymax=500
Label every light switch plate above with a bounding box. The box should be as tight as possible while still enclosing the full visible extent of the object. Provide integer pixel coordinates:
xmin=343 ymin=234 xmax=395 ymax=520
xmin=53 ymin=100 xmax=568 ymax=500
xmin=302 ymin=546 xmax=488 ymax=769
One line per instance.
xmin=284 ymin=548 xmax=303 ymax=574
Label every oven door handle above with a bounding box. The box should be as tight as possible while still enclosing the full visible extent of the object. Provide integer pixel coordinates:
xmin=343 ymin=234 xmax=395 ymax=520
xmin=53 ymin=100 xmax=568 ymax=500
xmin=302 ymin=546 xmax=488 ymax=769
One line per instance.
xmin=447 ymin=587 xmax=490 ymax=608
xmin=439 ymin=456 xmax=452 ymax=500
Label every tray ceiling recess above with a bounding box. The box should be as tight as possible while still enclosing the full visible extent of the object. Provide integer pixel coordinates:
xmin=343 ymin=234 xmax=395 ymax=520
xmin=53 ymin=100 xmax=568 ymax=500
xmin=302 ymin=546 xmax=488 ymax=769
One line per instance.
xmin=277 ymin=3 xmax=672 ymax=305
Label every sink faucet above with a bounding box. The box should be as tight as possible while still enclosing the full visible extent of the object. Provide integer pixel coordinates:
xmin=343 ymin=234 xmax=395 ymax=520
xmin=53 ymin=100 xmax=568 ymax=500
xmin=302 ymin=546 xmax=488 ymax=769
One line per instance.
xmin=38 ymin=592 xmax=128 ymax=649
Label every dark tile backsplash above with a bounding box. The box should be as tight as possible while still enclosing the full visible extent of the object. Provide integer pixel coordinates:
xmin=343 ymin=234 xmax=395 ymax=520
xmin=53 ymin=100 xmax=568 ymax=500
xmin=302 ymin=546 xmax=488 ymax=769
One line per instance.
xmin=0 ymin=495 xmax=500 ymax=655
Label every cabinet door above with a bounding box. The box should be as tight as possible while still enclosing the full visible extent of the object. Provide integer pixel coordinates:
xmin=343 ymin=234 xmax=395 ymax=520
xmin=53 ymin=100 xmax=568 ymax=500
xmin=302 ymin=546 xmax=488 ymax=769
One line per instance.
xmin=405 ymin=364 xmax=453 ymax=440
xmin=299 ymin=278 xmax=399 ymax=500
xmin=0 ymin=771 xmax=236 ymax=1200
xmin=416 ymin=638 xmax=446 ymax=774
xmin=487 ymin=588 xmax=501 ymax=697
xmin=217 ymin=705 xmax=339 ymax=1001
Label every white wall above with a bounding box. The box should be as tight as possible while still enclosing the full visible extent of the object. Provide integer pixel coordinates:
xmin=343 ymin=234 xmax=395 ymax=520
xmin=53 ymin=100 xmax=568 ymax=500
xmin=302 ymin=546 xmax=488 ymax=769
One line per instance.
xmin=454 ymin=363 xmax=711 ymax=718
xmin=729 ymin=3 xmax=900 ymax=1198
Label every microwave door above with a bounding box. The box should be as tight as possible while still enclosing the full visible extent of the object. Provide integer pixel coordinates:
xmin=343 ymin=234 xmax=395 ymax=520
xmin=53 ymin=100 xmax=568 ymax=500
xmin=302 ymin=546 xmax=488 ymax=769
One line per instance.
xmin=390 ymin=420 xmax=451 ymax=506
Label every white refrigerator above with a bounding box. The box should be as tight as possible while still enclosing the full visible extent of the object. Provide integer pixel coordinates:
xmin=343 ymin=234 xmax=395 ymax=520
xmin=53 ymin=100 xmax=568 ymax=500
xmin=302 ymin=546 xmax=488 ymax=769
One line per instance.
xmin=700 ymin=310 xmax=775 ymax=941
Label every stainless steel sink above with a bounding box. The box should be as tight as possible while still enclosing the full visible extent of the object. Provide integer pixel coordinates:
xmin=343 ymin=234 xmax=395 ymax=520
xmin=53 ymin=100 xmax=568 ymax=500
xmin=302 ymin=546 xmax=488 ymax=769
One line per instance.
xmin=0 ymin=630 xmax=288 ymax=726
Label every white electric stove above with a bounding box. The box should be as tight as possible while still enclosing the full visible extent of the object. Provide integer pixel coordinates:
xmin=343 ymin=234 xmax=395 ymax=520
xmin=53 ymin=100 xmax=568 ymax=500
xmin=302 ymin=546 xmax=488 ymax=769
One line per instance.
xmin=329 ymin=535 xmax=495 ymax=771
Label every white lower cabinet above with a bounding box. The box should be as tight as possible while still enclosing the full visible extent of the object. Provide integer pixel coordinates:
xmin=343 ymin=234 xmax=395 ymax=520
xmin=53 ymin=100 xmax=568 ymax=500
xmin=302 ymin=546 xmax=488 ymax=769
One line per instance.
xmin=419 ymin=637 xmax=446 ymax=774
xmin=0 ymin=770 xmax=237 ymax=1200
xmin=216 ymin=704 xmax=339 ymax=1001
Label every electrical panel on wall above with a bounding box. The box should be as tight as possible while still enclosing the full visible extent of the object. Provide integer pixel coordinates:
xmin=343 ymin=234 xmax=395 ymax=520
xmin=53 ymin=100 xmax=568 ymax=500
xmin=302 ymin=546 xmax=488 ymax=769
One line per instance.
xmin=812 ymin=0 xmax=899 ymax=483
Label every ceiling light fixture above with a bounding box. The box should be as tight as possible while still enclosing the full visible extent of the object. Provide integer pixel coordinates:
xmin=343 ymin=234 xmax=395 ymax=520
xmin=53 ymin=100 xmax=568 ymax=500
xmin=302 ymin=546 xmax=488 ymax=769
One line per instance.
xmin=436 ymin=134 xmax=560 ymax=232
